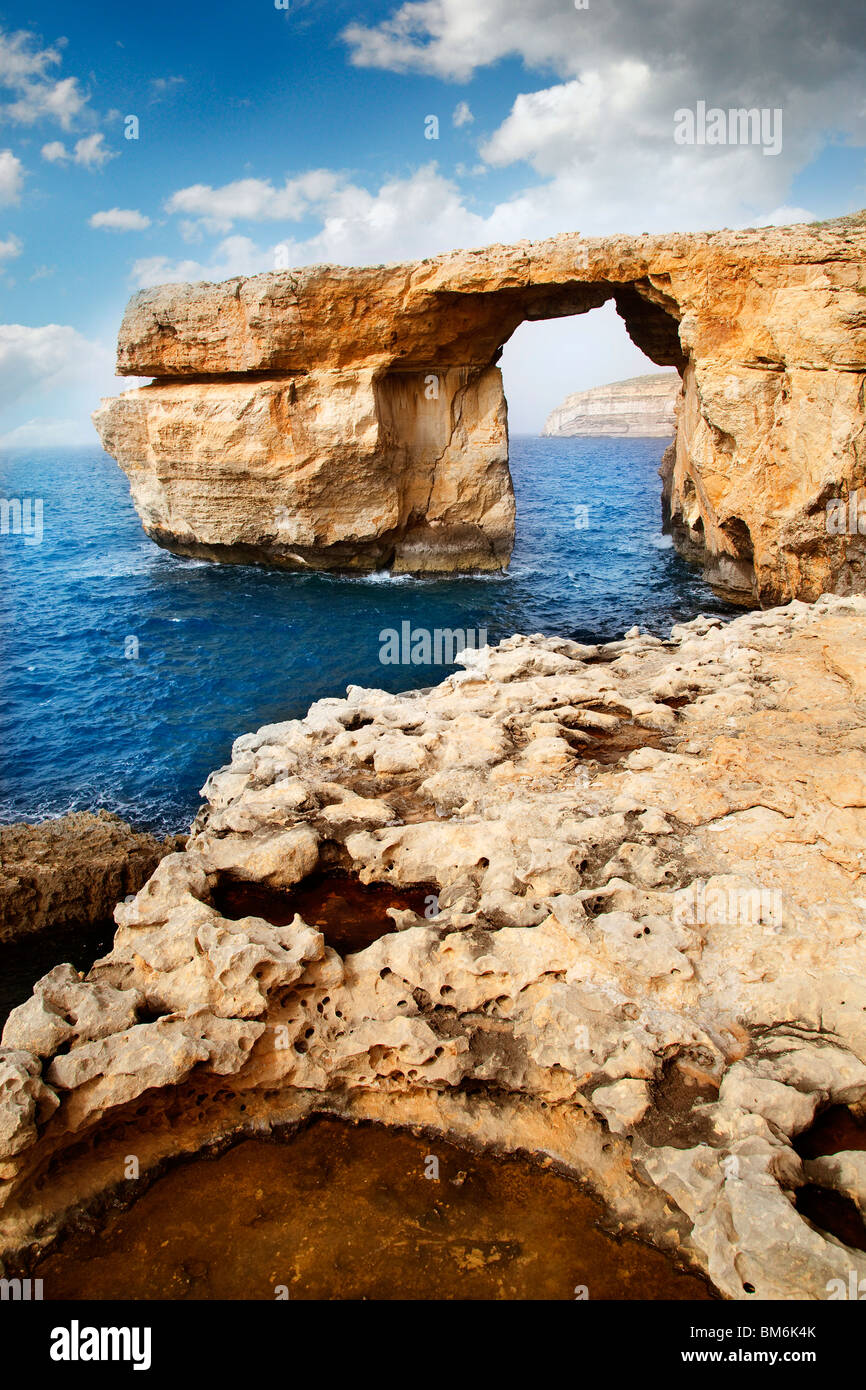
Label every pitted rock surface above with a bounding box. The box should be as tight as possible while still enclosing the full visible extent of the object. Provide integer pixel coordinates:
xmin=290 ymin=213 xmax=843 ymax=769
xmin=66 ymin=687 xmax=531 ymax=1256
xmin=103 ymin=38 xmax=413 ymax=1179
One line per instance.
xmin=2 ymin=594 xmax=866 ymax=1298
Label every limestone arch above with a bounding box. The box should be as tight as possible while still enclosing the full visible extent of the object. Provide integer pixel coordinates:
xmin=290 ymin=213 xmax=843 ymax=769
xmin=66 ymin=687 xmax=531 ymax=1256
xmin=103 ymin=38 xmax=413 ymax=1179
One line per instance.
xmin=93 ymin=217 xmax=866 ymax=604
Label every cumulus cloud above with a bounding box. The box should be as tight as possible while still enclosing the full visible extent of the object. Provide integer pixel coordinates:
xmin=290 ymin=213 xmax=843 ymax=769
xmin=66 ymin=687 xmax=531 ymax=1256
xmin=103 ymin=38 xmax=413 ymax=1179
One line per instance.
xmin=343 ymin=0 xmax=866 ymax=92
xmin=0 ymin=27 xmax=65 ymax=85
xmin=481 ymin=65 xmax=657 ymax=175
xmin=0 ymin=28 xmax=90 ymax=129
xmin=145 ymin=1 xmax=863 ymax=288
xmin=132 ymin=235 xmax=268 ymax=287
xmin=40 ymin=134 xmax=116 ymax=169
xmin=41 ymin=139 xmax=67 ymax=163
xmin=89 ymin=207 xmax=151 ymax=231
xmin=342 ymin=0 xmax=866 ymax=235
xmin=153 ymin=148 xmax=824 ymax=294
xmin=466 ymin=63 xmax=824 ymax=236
xmin=164 ymin=170 xmax=346 ymax=234
xmin=71 ymin=133 xmax=115 ymax=168
xmin=6 ymin=75 xmax=87 ymax=129
xmin=0 ymin=149 xmax=23 ymax=205
xmin=147 ymin=166 xmax=501 ymax=285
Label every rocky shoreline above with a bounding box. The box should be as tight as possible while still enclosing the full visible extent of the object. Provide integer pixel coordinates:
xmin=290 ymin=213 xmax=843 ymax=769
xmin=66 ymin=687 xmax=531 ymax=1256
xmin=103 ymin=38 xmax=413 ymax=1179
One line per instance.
xmin=2 ymin=595 xmax=866 ymax=1297
xmin=0 ymin=811 xmax=185 ymax=946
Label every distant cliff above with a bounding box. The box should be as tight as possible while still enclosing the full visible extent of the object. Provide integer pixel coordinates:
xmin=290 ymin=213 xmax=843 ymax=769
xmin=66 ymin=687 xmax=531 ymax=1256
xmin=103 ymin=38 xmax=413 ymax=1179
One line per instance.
xmin=542 ymin=371 xmax=680 ymax=437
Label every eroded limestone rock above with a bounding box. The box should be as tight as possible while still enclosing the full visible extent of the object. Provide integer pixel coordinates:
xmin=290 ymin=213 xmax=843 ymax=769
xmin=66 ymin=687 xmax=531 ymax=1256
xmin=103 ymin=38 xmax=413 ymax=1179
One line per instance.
xmin=2 ymin=595 xmax=866 ymax=1299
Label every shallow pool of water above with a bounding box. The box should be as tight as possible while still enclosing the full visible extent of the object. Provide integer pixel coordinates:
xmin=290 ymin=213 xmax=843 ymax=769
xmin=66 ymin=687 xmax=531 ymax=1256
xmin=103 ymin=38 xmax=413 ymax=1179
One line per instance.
xmin=34 ymin=1118 xmax=714 ymax=1301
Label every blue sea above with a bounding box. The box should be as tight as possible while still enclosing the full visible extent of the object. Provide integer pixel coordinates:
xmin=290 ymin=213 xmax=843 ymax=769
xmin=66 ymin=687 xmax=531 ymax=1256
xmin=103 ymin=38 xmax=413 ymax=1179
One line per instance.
xmin=0 ymin=438 xmax=736 ymax=833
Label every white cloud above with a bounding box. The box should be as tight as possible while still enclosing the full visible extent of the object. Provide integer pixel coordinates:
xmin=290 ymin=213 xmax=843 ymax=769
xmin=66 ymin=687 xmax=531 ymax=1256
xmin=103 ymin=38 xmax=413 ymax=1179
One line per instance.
xmin=0 ymin=28 xmax=65 ymax=85
xmin=481 ymin=66 xmax=656 ymax=175
xmin=343 ymin=0 xmax=866 ymax=97
xmin=41 ymin=134 xmax=116 ymax=169
xmin=152 ymin=2 xmax=864 ymax=275
xmin=147 ymin=167 xmax=500 ymax=286
xmin=0 ymin=232 xmax=22 ymax=260
xmin=282 ymin=165 xmax=492 ymax=264
xmin=452 ymin=100 xmax=473 ymax=127
xmin=341 ymin=0 xmax=866 ymax=239
xmin=72 ymin=133 xmax=115 ymax=169
xmin=342 ymin=1 xmax=525 ymax=82
xmin=0 ymin=149 xmax=24 ymax=205
xmin=90 ymin=207 xmax=151 ymax=231
xmin=0 ymin=28 xmax=90 ymax=130
xmin=154 ymin=145 xmax=824 ymax=297
xmin=132 ymin=235 xmax=267 ymax=287
xmin=6 ymin=75 xmax=87 ymax=129
xmin=150 ymin=6 xmax=860 ymax=292
xmin=745 ymin=205 xmax=816 ymax=227
xmin=0 ymin=323 xmax=109 ymax=399
xmin=0 ymin=322 xmax=132 ymax=442
xmin=164 ymin=170 xmax=345 ymax=234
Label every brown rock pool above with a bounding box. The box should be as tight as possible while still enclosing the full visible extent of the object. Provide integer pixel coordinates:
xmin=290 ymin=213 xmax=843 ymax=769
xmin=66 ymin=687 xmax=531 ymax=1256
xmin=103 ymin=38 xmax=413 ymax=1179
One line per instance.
xmin=32 ymin=1119 xmax=714 ymax=1301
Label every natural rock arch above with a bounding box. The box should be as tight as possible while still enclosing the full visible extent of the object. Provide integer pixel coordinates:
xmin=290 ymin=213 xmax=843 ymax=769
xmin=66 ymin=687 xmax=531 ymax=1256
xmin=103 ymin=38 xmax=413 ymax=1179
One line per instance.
xmin=95 ymin=212 xmax=866 ymax=605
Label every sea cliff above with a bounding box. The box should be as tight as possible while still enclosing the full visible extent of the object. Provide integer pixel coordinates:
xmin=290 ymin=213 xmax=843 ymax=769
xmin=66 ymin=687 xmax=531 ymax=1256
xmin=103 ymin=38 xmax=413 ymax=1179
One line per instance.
xmin=542 ymin=371 xmax=679 ymax=437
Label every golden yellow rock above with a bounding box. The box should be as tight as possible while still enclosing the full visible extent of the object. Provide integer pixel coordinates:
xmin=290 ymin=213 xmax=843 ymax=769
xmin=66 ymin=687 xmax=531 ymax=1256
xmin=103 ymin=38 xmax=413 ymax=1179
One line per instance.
xmin=94 ymin=212 xmax=866 ymax=597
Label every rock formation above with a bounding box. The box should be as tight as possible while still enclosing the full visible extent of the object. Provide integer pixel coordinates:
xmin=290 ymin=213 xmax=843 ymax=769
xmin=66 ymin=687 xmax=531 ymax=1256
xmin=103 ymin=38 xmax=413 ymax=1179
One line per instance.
xmin=94 ymin=211 xmax=866 ymax=602
xmin=0 ymin=812 xmax=185 ymax=945
xmin=542 ymin=371 xmax=679 ymax=437
xmin=2 ymin=595 xmax=866 ymax=1298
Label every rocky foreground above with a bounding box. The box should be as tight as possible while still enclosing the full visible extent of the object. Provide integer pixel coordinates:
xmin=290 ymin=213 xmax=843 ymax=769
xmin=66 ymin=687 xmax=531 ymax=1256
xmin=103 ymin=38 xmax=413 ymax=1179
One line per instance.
xmin=542 ymin=371 xmax=679 ymax=438
xmin=2 ymin=596 xmax=866 ymax=1298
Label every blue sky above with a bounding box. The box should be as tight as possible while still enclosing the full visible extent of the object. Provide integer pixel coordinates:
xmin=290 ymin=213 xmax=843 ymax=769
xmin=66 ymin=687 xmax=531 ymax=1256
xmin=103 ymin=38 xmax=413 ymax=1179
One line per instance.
xmin=1 ymin=0 xmax=864 ymax=441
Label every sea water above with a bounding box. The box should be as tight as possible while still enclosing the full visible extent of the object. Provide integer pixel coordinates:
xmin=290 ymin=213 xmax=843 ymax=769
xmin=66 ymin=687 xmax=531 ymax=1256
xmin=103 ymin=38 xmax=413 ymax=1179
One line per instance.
xmin=0 ymin=438 xmax=736 ymax=833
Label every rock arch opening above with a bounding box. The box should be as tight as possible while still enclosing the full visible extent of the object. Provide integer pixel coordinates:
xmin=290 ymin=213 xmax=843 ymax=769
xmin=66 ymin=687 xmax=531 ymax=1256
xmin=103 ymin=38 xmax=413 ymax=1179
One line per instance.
xmin=370 ymin=280 xmax=687 ymax=574
xmin=497 ymin=296 xmax=681 ymax=437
